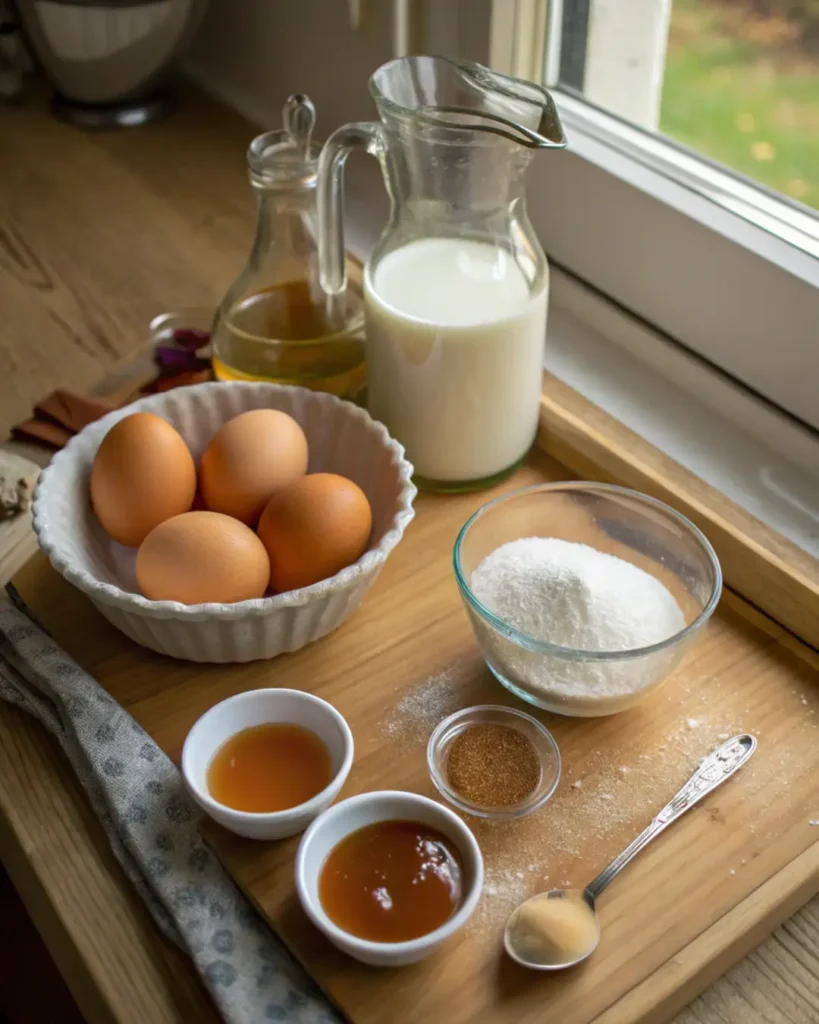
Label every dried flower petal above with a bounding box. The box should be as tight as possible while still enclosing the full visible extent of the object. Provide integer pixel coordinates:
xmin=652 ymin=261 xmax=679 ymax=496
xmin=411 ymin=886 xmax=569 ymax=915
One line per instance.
xmin=172 ymin=328 xmax=210 ymax=350
xmin=154 ymin=347 xmax=211 ymax=371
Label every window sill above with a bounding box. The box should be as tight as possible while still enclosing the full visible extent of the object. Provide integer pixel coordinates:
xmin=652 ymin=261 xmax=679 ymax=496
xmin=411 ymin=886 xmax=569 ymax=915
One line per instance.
xmin=544 ymin=268 xmax=819 ymax=562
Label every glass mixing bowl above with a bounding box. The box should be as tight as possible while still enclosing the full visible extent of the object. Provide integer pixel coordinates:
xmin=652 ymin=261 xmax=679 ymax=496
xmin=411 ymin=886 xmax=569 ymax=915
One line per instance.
xmin=453 ymin=483 xmax=722 ymax=717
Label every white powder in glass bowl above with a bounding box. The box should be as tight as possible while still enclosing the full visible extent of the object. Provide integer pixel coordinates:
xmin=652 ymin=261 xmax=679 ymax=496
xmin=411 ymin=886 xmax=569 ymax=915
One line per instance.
xmin=470 ymin=537 xmax=686 ymax=711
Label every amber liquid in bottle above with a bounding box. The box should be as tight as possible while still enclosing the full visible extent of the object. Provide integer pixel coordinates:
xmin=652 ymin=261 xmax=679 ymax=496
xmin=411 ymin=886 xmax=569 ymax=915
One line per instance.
xmin=211 ymin=281 xmax=366 ymax=397
xmin=211 ymin=95 xmax=366 ymax=399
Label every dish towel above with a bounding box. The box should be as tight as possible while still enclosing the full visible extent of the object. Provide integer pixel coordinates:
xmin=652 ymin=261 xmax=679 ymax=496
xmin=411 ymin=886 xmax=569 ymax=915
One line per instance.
xmin=0 ymin=591 xmax=340 ymax=1024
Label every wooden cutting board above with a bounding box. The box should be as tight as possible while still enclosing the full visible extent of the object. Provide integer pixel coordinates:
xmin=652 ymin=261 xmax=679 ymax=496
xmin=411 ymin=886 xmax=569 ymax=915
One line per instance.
xmin=11 ymin=452 xmax=819 ymax=1024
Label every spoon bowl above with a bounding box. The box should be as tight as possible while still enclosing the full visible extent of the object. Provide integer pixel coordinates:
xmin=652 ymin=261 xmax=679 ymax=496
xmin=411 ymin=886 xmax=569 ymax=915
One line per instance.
xmin=504 ymin=888 xmax=599 ymax=970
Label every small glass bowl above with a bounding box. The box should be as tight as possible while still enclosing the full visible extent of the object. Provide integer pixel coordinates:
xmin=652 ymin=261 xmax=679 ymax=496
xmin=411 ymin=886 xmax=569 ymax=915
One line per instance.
xmin=453 ymin=482 xmax=722 ymax=717
xmin=427 ymin=705 xmax=561 ymax=821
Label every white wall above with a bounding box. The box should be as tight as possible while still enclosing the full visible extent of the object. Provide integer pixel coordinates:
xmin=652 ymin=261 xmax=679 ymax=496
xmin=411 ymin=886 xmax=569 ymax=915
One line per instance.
xmin=187 ymin=0 xmax=491 ymax=253
xmin=188 ymin=0 xmax=491 ymax=133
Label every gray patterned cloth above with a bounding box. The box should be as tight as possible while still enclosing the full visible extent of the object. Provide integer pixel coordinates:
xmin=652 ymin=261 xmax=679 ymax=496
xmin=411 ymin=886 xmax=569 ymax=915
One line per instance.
xmin=0 ymin=591 xmax=341 ymax=1024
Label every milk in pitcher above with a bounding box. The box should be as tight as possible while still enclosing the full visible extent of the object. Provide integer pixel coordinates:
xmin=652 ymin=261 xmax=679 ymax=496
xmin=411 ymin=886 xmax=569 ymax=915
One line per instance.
xmin=364 ymin=238 xmax=548 ymax=487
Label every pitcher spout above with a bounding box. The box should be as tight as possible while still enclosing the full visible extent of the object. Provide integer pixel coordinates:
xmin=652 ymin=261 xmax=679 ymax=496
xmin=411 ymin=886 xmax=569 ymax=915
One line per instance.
xmin=369 ymin=54 xmax=566 ymax=149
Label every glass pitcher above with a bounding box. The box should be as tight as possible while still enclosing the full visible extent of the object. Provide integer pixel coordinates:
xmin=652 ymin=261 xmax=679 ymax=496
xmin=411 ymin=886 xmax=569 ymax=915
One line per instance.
xmin=212 ymin=95 xmax=365 ymax=398
xmin=318 ymin=56 xmax=565 ymax=491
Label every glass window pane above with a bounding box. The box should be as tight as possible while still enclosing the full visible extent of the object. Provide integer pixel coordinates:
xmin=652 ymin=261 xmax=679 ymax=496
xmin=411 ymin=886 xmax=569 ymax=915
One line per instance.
xmin=558 ymin=0 xmax=819 ymax=213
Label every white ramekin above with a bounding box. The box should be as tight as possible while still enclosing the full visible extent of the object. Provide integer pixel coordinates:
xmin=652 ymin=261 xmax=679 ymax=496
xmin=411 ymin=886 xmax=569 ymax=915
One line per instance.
xmin=295 ymin=791 xmax=484 ymax=966
xmin=32 ymin=380 xmax=416 ymax=662
xmin=181 ymin=688 xmax=354 ymax=840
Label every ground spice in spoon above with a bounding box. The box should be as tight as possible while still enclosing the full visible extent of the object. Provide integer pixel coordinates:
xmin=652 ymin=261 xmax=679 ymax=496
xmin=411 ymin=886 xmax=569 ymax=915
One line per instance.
xmin=446 ymin=723 xmax=540 ymax=807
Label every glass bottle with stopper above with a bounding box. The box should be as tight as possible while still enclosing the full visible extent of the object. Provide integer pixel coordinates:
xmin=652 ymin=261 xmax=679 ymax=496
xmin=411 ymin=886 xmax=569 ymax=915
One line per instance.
xmin=211 ymin=94 xmax=365 ymax=398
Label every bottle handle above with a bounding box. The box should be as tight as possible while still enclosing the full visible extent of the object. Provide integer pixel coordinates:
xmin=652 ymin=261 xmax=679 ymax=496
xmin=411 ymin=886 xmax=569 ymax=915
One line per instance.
xmin=318 ymin=121 xmax=384 ymax=298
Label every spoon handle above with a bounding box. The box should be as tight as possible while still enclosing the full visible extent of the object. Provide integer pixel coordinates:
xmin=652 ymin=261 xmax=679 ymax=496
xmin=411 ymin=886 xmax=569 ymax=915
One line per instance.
xmin=586 ymin=734 xmax=756 ymax=901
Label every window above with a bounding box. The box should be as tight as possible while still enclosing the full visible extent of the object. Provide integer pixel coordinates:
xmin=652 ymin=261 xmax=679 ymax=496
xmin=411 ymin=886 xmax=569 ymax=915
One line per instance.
xmin=489 ymin=0 xmax=819 ymax=431
xmin=560 ymin=0 xmax=819 ymax=213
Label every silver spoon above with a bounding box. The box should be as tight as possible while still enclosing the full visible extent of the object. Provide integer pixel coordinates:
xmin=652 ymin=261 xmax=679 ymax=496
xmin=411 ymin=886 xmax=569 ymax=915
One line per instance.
xmin=504 ymin=733 xmax=757 ymax=971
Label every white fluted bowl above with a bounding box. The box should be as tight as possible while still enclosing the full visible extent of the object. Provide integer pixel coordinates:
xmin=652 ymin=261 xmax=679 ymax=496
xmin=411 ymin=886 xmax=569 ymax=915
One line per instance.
xmin=32 ymin=382 xmax=416 ymax=662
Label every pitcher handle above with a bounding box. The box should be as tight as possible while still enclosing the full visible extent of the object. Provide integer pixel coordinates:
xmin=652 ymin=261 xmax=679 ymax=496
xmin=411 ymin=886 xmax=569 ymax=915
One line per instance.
xmin=318 ymin=121 xmax=384 ymax=297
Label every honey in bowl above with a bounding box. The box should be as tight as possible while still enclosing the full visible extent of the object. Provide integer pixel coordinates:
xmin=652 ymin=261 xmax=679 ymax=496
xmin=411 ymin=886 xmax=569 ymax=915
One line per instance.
xmin=319 ymin=820 xmax=463 ymax=942
xmin=206 ymin=723 xmax=332 ymax=813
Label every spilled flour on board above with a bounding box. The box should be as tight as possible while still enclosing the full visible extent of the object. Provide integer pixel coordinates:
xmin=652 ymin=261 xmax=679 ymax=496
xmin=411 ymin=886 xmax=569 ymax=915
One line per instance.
xmin=381 ymin=663 xmax=465 ymax=742
xmin=379 ymin=656 xmax=819 ymax=942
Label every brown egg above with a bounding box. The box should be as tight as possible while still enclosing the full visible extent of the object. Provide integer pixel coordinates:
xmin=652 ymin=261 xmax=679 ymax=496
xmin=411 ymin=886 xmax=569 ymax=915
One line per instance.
xmin=257 ymin=473 xmax=372 ymax=592
xmin=199 ymin=409 xmax=309 ymax=525
xmin=90 ymin=412 xmax=196 ymax=547
xmin=136 ymin=511 xmax=270 ymax=604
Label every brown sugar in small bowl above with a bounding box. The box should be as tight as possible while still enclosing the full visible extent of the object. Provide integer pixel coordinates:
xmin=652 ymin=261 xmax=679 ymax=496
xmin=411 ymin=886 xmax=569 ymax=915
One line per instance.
xmin=427 ymin=705 xmax=561 ymax=821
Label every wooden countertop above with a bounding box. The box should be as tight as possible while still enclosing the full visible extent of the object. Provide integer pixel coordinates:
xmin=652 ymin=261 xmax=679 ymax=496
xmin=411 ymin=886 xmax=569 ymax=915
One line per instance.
xmin=1 ymin=84 xmax=817 ymax=1024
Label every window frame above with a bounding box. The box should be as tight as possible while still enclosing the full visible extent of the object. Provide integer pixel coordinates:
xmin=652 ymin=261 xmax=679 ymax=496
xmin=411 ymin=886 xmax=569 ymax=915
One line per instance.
xmin=489 ymin=0 xmax=819 ymax=432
